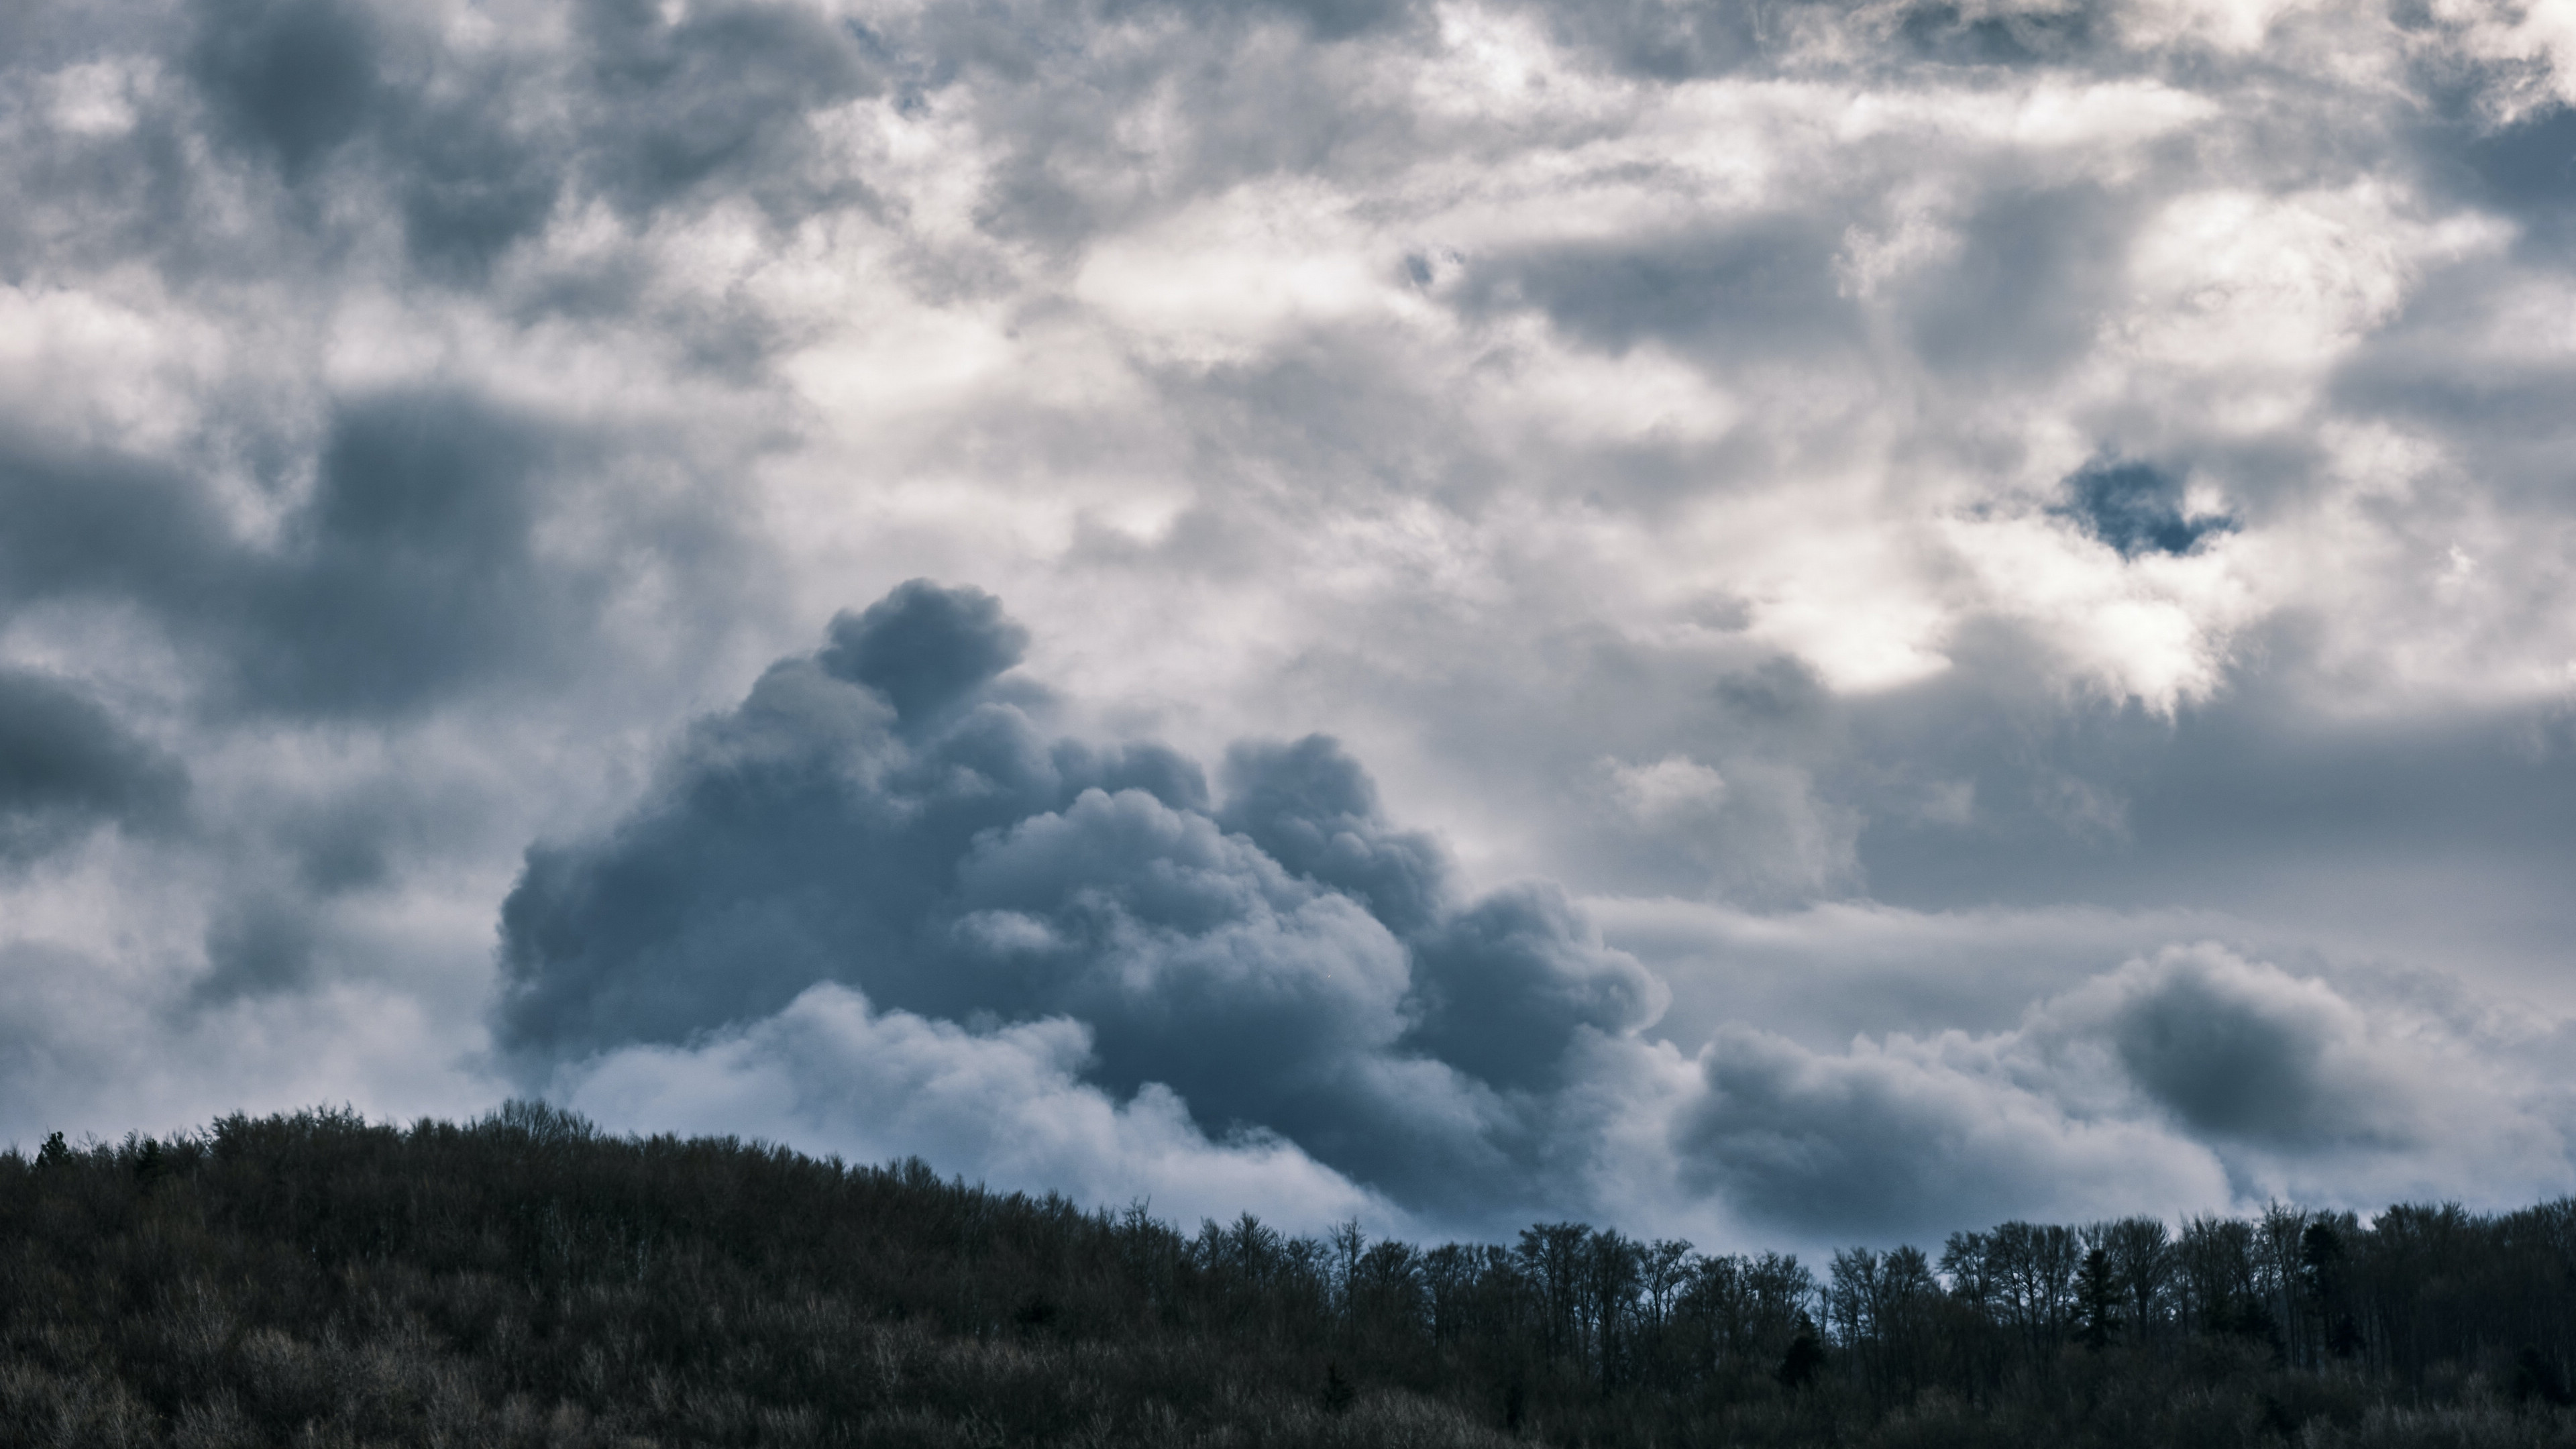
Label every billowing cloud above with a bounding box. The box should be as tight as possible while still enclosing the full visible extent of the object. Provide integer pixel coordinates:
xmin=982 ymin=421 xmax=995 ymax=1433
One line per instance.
xmin=1676 ymin=943 xmax=2576 ymax=1244
xmin=557 ymin=981 xmax=1394 ymax=1233
xmin=496 ymin=586 xmax=2574 ymax=1244
xmin=498 ymin=582 xmax=1669 ymax=1224
xmin=1679 ymin=1022 xmax=2229 ymax=1241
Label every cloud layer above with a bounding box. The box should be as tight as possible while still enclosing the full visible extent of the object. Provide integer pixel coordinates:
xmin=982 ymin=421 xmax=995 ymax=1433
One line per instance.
xmin=3 ymin=0 xmax=2575 ymax=1246
xmin=510 ymin=586 xmax=2575 ymax=1245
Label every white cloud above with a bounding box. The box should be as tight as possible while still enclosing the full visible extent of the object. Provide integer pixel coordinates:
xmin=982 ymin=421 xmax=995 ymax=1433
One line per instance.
xmin=557 ymin=982 xmax=1402 ymax=1232
xmin=1605 ymin=754 xmax=1729 ymax=818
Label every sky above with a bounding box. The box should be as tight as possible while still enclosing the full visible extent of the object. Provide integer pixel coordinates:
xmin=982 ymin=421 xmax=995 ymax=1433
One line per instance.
xmin=3 ymin=0 xmax=2575 ymax=1255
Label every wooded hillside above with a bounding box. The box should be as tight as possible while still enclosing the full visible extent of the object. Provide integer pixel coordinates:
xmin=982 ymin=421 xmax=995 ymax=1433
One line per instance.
xmin=3 ymin=1106 xmax=2571 ymax=1447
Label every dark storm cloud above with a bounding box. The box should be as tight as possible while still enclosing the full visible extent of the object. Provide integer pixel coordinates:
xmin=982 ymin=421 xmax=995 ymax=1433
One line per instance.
xmin=235 ymin=391 xmax=588 ymax=714
xmin=158 ymin=0 xmax=887 ymax=282
xmin=1214 ymin=735 xmax=1446 ymax=935
xmin=41 ymin=0 xmax=2171 ymax=386
xmin=1405 ymin=886 xmax=1665 ymax=1091
xmin=1892 ymin=1 xmax=2107 ymax=69
xmin=1517 ymin=0 xmax=1764 ymax=82
xmin=196 ymin=891 xmax=320 ymax=1004
xmin=0 ymin=390 xmax=598 ymax=718
xmin=2408 ymin=87 xmax=2576 ymax=254
xmin=511 ymin=588 xmax=2567 ymax=1243
xmin=2102 ymin=957 xmax=2360 ymax=1144
xmin=496 ymin=582 xmax=1663 ymax=1216
xmin=1102 ymin=0 xmax=1419 ymax=43
xmin=817 ymin=580 xmax=1033 ymax=731
xmin=1511 ymin=0 xmax=2119 ymax=83
xmin=2449 ymin=103 xmax=2576 ymax=208
xmin=2047 ymin=947 xmax=2530 ymax=1167
xmin=1675 ymin=1026 xmax=2158 ymax=1238
xmin=203 ymin=0 xmax=562 ymax=280
xmin=0 ymin=667 xmax=186 ymax=863
xmin=0 ymin=437 xmax=226 ymax=610
xmin=188 ymin=0 xmax=385 ymax=179
xmin=390 ymin=86 xmax=565 ymax=284
xmin=568 ymin=0 xmax=883 ymax=219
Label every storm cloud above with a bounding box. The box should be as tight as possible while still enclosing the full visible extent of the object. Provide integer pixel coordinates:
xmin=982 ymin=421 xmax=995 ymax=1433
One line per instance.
xmin=0 ymin=666 xmax=184 ymax=862
xmin=4 ymin=0 xmax=2575 ymax=1246
xmin=500 ymin=586 xmax=2574 ymax=1244
xmin=500 ymin=582 xmax=1667 ymax=1223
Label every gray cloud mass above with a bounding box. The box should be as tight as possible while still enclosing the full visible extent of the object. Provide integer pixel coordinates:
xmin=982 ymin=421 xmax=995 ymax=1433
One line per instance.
xmin=0 ymin=666 xmax=186 ymax=863
xmin=2 ymin=0 xmax=2573 ymax=1248
xmin=496 ymin=583 xmax=1666 ymax=1222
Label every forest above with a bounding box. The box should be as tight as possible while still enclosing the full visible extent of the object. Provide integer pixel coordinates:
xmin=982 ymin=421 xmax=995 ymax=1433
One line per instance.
xmin=2 ymin=1105 xmax=2571 ymax=1448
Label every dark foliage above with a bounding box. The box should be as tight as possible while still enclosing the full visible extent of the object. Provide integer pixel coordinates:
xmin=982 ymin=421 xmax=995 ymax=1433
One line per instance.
xmin=3 ymin=1106 xmax=2573 ymax=1447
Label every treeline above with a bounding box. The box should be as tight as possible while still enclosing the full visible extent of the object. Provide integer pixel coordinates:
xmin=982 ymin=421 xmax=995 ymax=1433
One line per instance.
xmin=1827 ymin=1208 xmax=2576 ymax=1404
xmin=2 ymin=1106 xmax=2572 ymax=1448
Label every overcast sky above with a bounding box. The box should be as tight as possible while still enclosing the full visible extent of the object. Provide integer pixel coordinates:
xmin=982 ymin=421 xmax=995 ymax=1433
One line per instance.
xmin=5 ymin=0 xmax=2575 ymax=1252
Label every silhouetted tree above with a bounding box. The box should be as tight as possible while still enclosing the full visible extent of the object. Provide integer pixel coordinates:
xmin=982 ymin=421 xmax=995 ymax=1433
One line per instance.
xmin=2079 ymin=1244 xmax=2118 ymax=1351
xmin=1776 ymin=1320 xmax=1825 ymax=1390
xmin=2102 ymin=1216 xmax=2175 ymax=1344
xmin=5 ymin=1106 xmax=2574 ymax=1448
